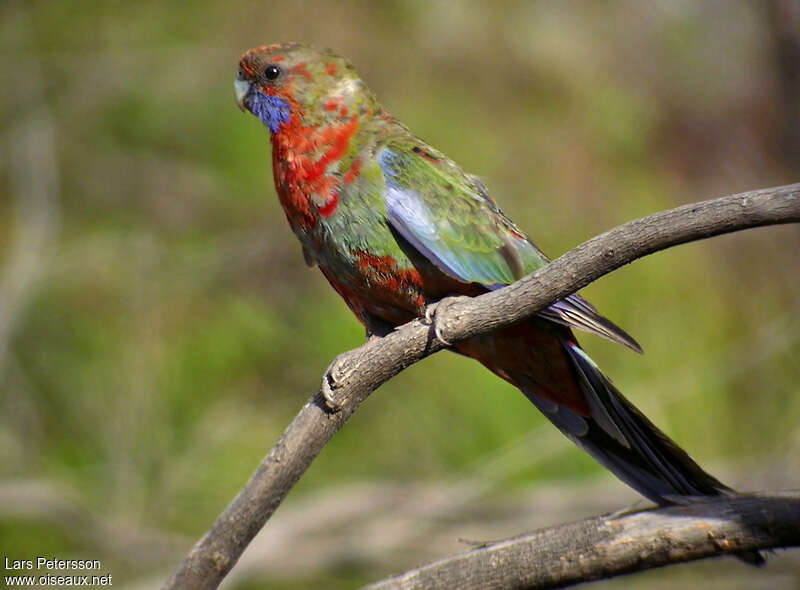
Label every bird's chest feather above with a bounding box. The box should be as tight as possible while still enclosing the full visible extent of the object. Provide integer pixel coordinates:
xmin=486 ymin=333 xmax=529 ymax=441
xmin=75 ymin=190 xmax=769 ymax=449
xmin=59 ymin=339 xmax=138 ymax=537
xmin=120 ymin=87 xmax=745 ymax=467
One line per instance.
xmin=270 ymin=115 xmax=359 ymax=233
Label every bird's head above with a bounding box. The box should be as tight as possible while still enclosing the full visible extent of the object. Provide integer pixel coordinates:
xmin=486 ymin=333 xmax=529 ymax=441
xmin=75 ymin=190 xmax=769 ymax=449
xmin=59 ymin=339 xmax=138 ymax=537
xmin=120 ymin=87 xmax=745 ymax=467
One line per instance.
xmin=235 ymin=43 xmax=376 ymax=134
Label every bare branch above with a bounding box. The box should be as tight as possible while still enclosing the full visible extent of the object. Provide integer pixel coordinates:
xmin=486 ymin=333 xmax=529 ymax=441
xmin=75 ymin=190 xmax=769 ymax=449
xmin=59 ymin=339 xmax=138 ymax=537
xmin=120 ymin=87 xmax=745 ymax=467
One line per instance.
xmin=162 ymin=183 xmax=800 ymax=590
xmin=365 ymin=492 xmax=800 ymax=590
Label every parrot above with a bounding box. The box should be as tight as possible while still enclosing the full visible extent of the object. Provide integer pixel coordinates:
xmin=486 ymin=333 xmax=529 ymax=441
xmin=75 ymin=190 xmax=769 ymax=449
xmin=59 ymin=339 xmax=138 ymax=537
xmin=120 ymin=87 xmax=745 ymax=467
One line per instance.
xmin=234 ymin=43 xmax=762 ymax=563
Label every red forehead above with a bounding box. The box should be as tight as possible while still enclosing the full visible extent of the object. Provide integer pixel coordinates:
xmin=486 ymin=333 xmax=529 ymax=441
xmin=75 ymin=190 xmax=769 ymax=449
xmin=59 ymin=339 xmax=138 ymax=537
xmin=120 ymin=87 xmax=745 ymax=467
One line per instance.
xmin=239 ymin=44 xmax=296 ymax=74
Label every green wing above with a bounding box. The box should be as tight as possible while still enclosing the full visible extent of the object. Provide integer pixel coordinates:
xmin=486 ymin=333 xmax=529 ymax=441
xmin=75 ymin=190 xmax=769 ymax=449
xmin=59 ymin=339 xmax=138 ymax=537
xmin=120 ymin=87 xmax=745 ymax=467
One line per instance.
xmin=378 ymin=140 xmax=641 ymax=352
xmin=378 ymin=143 xmax=548 ymax=288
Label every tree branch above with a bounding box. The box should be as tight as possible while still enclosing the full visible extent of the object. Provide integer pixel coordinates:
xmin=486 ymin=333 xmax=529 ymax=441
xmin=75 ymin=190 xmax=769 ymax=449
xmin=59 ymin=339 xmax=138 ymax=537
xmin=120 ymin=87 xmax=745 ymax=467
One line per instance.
xmin=162 ymin=183 xmax=800 ymax=590
xmin=365 ymin=492 xmax=800 ymax=590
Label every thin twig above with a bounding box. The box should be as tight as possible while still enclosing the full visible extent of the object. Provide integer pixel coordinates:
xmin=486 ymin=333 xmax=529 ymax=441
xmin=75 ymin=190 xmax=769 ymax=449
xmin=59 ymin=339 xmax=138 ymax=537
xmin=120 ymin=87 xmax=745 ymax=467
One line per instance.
xmin=162 ymin=183 xmax=800 ymax=590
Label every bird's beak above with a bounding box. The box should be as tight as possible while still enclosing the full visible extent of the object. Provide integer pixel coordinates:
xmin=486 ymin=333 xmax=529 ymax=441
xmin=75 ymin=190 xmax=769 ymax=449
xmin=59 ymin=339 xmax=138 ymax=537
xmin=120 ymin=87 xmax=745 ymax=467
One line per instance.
xmin=235 ymin=78 xmax=251 ymax=112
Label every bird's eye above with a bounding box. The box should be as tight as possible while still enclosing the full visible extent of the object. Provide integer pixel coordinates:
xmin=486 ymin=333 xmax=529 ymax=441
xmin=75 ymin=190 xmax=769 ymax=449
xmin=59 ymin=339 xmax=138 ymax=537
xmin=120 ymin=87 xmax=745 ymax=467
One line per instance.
xmin=264 ymin=65 xmax=281 ymax=80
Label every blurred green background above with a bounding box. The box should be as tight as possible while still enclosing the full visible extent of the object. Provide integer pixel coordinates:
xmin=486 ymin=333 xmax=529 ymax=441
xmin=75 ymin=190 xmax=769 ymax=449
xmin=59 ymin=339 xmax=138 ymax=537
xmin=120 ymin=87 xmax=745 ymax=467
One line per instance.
xmin=1 ymin=1 xmax=799 ymax=588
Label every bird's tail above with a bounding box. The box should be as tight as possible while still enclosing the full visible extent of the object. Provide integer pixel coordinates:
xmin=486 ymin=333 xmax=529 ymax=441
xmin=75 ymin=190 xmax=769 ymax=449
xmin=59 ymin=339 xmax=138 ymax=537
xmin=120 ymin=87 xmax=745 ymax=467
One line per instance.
xmin=523 ymin=339 xmax=764 ymax=565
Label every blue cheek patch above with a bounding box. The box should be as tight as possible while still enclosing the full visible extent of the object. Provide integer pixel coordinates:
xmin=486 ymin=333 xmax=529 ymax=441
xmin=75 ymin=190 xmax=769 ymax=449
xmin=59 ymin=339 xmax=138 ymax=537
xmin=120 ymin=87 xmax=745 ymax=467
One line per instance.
xmin=249 ymin=90 xmax=291 ymax=133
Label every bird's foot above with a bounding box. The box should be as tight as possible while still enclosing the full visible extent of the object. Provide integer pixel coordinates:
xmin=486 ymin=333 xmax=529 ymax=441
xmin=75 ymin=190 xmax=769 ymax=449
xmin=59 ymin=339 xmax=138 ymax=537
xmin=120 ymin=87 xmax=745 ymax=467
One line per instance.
xmin=321 ymin=352 xmax=353 ymax=411
xmin=422 ymin=296 xmax=471 ymax=347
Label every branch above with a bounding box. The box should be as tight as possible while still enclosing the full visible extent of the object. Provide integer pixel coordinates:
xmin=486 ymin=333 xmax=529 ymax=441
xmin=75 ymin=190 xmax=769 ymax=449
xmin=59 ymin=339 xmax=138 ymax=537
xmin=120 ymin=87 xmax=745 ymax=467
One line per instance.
xmin=365 ymin=492 xmax=800 ymax=590
xmin=162 ymin=183 xmax=800 ymax=590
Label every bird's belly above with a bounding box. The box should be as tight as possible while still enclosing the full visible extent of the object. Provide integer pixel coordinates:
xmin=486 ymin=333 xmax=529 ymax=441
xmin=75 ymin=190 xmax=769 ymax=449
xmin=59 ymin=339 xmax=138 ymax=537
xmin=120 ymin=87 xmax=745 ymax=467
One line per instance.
xmin=314 ymin=244 xmax=427 ymax=327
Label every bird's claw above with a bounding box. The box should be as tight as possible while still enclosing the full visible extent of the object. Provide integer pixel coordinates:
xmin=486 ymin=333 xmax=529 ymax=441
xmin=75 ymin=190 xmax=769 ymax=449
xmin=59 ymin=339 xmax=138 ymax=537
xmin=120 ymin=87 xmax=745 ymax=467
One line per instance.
xmin=423 ymin=303 xmax=437 ymax=325
xmin=423 ymin=301 xmax=451 ymax=345
xmin=423 ymin=297 xmax=470 ymax=347
xmin=433 ymin=320 xmax=452 ymax=347
xmin=321 ymin=353 xmax=351 ymax=411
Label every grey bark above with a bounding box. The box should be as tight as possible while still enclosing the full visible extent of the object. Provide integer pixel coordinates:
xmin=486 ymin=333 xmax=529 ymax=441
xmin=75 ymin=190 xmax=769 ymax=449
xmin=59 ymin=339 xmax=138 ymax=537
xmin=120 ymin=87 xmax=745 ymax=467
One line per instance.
xmin=365 ymin=492 xmax=800 ymax=590
xmin=162 ymin=183 xmax=800 ymax=590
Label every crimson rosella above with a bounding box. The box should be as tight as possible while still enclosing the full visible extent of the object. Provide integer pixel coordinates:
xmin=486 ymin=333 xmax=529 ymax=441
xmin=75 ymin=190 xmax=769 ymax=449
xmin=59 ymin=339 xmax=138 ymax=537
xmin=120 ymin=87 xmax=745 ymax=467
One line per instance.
xmin=234 ymin=44 xmax=760 ymax=559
